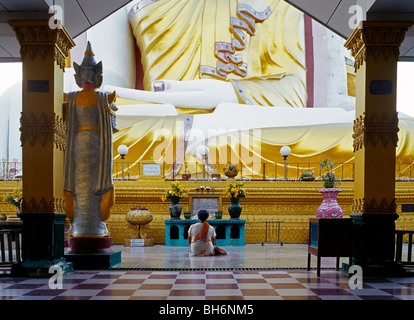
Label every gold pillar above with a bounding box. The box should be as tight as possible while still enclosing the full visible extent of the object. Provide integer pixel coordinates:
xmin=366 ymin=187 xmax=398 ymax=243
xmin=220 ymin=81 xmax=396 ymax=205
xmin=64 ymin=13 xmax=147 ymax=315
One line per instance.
xmin=344 ymin=21 xmax=412 ymax=275
xmin=9 ymin=20 xmax=74 ymax=214
xmin=345 ymin=21 xmax=412 ymax=213
xmin=8 ymin=20 xmax=75 ymax=275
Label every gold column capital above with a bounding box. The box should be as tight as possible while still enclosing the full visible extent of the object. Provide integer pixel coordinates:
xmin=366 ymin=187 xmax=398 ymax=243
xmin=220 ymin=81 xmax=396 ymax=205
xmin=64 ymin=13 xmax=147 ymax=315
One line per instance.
xmin=8 ymin=20 xmax=75 ymax=70
xmin=344 ymin=21 xmax=413 ymax=71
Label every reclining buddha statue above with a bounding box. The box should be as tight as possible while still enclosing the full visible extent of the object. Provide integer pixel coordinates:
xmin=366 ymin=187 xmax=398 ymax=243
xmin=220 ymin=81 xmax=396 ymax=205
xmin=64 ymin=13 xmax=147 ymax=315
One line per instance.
xmin=73 ymin=0 xmax=414 ymax=179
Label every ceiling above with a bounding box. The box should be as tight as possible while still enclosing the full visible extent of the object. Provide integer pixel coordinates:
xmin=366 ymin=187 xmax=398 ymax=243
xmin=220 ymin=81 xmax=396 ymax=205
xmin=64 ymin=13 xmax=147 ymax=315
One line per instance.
xmin=0 ymin=0 xmax=132 ymax=62
xmin=0 ymin=0 xmax=414 ymax=62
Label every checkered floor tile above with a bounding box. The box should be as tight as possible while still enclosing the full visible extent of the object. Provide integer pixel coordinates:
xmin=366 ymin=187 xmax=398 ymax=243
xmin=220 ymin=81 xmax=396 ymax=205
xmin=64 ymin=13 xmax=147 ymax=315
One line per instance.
xmin=1 ymin=269 xmax=413 ymax=301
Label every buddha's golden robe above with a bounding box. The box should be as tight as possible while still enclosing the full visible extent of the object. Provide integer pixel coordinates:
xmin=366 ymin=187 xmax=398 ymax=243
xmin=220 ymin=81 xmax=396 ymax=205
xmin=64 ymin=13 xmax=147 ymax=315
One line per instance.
xmin=128 ymin=0 xmax=306 ymax=108
xmin=111 ymin=0 xmax=414 ymax=180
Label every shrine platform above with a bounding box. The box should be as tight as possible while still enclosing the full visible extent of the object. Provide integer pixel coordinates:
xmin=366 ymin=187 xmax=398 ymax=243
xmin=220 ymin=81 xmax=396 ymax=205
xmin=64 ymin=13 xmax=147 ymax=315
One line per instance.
xmin=1 ymin=180 xmax=414 ymax=245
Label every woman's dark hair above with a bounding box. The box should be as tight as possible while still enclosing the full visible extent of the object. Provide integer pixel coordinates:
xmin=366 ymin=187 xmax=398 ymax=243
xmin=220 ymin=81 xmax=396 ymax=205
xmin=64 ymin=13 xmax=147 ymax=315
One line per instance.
xmin=198 ymin=210 xmax=209 ymax=222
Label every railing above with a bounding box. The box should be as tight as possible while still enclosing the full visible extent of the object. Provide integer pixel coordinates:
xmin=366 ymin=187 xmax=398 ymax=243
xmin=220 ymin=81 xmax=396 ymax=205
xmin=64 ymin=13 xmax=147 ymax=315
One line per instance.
xmin=0 ymin=229 xmax=22 ymax=267
xmin=103 ymin=160 xmax=414 ymax=181
xmin=2 ymin=160 xmax=414 ymax=182
xmin=112 ymin=161 xmax=358 ymax=181
xmin=395 ymin=230 xmax=414 ymax=267
xmin=0 ymin=160 xmax=22 ymax=181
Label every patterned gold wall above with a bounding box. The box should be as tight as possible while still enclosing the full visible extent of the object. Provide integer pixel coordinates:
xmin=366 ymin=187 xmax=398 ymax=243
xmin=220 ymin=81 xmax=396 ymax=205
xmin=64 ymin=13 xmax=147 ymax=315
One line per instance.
xmin=0 ymin=180 xmax=414 ymax=244
xmin=2 ymin=180 xmax=414 ymax=244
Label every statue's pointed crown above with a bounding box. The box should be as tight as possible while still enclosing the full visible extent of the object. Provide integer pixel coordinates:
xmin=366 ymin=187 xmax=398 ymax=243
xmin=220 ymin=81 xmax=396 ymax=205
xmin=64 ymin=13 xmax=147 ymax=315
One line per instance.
xmin=73 ymin=41 xmax=103 ymax=88
xmin=80 ymin=41 xmax=97 ymax=69
xmin=84 ymin=41 xmax=95 ymax=56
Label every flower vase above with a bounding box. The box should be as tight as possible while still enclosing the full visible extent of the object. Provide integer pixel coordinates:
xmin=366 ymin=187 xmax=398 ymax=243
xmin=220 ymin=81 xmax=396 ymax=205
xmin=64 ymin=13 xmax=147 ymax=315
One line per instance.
xmin=316 ymin=188 xmax=343 ymax=218
xmin=168 ymin=197 xmax=182 ymax=219
xmin=228 ymin=197 xmax=242 ymax=219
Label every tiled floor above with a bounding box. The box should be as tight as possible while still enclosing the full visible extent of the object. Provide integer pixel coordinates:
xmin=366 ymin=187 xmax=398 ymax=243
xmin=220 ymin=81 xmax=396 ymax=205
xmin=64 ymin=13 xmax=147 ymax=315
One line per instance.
xmin=0 ymin=244 xmax=413 ymax=301
xmin=1 ymin=269 xmax=414 ymax=301
xmin=117 ymin=243 xmax=327 ymax=269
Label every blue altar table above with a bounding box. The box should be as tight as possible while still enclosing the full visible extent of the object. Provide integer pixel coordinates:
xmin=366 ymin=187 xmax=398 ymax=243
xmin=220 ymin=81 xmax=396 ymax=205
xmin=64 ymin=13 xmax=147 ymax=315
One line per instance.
xmin=164 ymin=219 xmax=246 ymax=246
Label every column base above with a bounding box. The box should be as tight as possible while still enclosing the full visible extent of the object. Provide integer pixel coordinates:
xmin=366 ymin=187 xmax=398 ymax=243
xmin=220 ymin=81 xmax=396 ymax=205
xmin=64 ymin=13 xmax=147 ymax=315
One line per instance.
xmin=64 ymin=251 xmax=121 ymax=270
xmin=350 ymin=213 xmax=406 ymax=277
xmin=14 ymin=212 xmax=71 ymax=277
xmin=11 ymin=258 xmax=73 ymax=277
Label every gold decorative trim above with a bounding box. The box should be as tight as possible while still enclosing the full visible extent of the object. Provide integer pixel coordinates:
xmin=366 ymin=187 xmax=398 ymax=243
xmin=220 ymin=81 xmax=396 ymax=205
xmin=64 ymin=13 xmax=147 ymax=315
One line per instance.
xmin=20 ymin=112 xmax=66 ymax=151
xmin=352 ymin=197 xmax=397 ymax=214
xmin=352 ymin=112 xmax=399 ymax=151
xmin=200 ymin=4 xmax=271 ymax=80
xmin=344 ymin=21 xmax=412 ymax=71
xmin=9 ymin=20 xmax=75 ymax=70
xmin=21 ymin=197 xmax=65 ymax=213
xmin=76 ymin=89 xmax=98 ymax=108
xmin=77 ymin=126 xmax=99 ymax=132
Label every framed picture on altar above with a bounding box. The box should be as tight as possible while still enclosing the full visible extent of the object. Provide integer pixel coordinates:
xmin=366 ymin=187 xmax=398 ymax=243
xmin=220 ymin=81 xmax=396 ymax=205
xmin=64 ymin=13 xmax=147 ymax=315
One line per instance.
xmin=189 ymin=194 xmax=222 ymax=218
xmin=139 ymin=161 xmax=164 ymax=180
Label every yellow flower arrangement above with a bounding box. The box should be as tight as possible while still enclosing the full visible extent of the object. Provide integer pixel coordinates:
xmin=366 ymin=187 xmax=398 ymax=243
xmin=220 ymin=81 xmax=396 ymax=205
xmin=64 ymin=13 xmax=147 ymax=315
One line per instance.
xmin=161 ymin=181 xmax=189 ymax=202
xmin=224 ymin=182 xmax=247 ymax=199
xmin=3 ymin=188 xmax=23 ymax=209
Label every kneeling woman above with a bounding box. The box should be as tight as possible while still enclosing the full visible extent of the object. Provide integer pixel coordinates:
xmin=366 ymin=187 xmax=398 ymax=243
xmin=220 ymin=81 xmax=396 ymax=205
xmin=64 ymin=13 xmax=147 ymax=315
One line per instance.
xmin=188 ymin=210 xmax=227 ymax=256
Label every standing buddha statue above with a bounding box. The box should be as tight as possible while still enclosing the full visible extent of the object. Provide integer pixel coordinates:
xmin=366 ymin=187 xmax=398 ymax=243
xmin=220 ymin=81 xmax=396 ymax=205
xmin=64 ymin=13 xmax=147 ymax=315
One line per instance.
xmin=63 ymin=42 xmax=118 ymax=252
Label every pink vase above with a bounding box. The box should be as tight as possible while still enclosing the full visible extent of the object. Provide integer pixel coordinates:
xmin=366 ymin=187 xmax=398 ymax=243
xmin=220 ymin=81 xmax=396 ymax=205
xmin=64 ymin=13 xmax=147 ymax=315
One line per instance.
xmin=316 ymin=188 xmax=343 ymax=218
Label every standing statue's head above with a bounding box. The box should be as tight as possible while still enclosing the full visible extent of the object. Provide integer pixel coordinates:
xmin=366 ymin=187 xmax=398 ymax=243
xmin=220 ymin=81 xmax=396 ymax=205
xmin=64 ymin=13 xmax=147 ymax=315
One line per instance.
xmin=73 ymin=41 xmax=103 ymax=89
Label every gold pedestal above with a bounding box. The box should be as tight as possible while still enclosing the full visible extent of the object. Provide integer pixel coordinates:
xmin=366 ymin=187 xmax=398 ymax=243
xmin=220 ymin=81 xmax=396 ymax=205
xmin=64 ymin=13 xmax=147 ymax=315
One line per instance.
xmin=124 ymin=208 xmax=154 ymax=246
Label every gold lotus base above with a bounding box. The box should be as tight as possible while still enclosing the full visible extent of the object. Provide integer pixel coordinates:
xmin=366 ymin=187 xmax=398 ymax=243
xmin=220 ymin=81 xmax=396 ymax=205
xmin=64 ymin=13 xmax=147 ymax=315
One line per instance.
xmin=124 ymin=238 xmax=154 ymax=247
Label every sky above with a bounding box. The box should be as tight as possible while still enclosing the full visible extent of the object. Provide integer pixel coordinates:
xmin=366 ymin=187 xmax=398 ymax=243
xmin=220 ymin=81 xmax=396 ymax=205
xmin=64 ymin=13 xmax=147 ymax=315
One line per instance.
xmin=0 ymin=61 xmax=414 ymax=117
xmin=0 ymin=62 xmax=21 ymax=96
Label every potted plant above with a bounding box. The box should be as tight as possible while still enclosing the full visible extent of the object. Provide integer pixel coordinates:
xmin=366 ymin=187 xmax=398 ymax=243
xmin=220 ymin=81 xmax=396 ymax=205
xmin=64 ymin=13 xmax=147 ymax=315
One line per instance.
xmin=224 ymin=164 xmax=238 ymax=181
xmin=161 ymin=182 xmax=188 ymax=219
xmin=299 ymin=171 xmax=315 ymax=181
xmin=316 ymin=158 xmax=343 ymax=218
xmin=2 ymin=188 xmax=23 ymax=220
xmin=320 ymin=158 xmax=340 ymax=188
xmin=224 ymin=182 xmax=247 ymax=219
